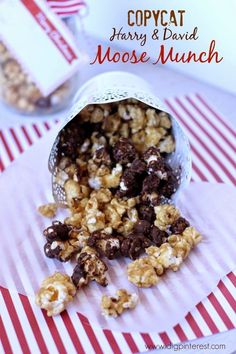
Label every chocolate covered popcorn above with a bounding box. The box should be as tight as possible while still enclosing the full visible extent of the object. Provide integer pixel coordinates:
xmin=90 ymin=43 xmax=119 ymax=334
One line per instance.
xmin=72 ymin=246 xmax=108 ymax=288
xmin=36 ymin=100 xmax=201 ymax=317
xmin=128 ymin=208 xmax=202 ymax=288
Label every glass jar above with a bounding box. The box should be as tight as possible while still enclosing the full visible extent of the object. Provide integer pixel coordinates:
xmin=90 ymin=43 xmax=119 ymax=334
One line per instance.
xmin=0 ymin=17 xmax=79 ymax=115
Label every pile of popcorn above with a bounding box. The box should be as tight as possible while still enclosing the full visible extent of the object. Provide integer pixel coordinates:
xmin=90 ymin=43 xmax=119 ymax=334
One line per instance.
xmin=35 ymin=100 xmax=202 ymax=317
xmin=0 ymin=42 xmax=72 ymax=113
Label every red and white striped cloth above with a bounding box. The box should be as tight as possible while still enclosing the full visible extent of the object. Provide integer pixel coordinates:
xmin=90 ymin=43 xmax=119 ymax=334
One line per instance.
xmin=0 ymin=93 xmax=235 ymax=353
xmin=47 ymin=0 xmax=86 ymax=17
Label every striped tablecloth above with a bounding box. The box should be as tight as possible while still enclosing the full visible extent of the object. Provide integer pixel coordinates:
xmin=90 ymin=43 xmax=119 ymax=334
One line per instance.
xmin=0 ymin=93 xmax=235 ymax=354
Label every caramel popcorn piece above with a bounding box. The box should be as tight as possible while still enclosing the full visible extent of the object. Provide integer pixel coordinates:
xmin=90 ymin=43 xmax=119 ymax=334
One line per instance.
xmin=148 ymin=226 xmax=203 ymax=271
xmin=145 ymin=127 xmax=163 ymax=147
xmin=127 ymin=257 xmax=160 ymax=287
xmin=38 ymin=203 xmax=57 ymax=218
xmin=167 ymin=235 xmax=191 ymax=260
xmin=90 ymin=132 xmax=107 ymax=153
xmin=101 ymin=289 xmax=138 ymax=318
xmin=35 ymin=272 xmax=76 ymax=316
xmin=69 ymin=228 xmax=90 ymax=249
xmin=79 ymin=105 xmax=96 ymax=122
xmin=64 ymin=212 xmax=84 ymax=227
xmin=83 ymin=208 xmax=106 ymax=233
xmin=159 ymin=112 xmax=172 ymax=129
xmin=90 ymin=107 xmax=105 ymax=123
xmin=154 ymin=204 xmax=180 ymax=231
xmin=118 ymin=207 xmax=139 ymax=235
xmin=64 ymin=179 xmax=90 ymax=209
xmin=182 ymin=226 xmax=203 ymax=246
xmin=129 ymin=106 xmax=146 ymax=133
xmin=118 ymin=104 xmax=133 ymax=120
xmin=119 ymin=122 xmax=130 ymax=138
xmin=146 ymin=244 xmax=182 ymax=272
xmin=146 ymin=108 xmax=160 ymax=127
xmin=104 ymin=204 xmax=122 ymax=229
xmin=90 ymin=188 xmax=112 ymax=204
xmin=100 ymin=164 xmax=123 ymax=188
xmin=131 ymin=130 xmax=146 ymax=153
xmin=93 ymin=147 xmax=112 ymax=166
xmin=159 ymin=135 xmax=175 ymax=154
xmin=102 ymin=113 xmax=121 ymax=133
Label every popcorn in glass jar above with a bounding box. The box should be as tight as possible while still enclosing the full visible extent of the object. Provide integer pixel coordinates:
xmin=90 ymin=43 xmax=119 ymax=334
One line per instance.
xmin=0 ymin=15 xmax=79 ymax=115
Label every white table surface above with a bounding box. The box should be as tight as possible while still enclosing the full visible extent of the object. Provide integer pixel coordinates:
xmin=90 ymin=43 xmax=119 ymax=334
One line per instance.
xmin=0 ymin=34 xmax=235 ymax=354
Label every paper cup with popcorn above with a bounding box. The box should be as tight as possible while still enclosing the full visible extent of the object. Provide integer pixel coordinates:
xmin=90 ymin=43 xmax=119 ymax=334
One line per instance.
xmin=48 ymin=71 xmax=191 ymax=208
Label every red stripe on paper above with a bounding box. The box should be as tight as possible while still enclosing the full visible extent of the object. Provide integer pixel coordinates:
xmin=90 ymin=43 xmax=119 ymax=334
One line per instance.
xmin=227 ymin=272 xmax=236 ymax=286
xmin=185 ymin=312 xmax=204 ymax=338
xmin=140 ymin=333 xmax=156 ymax=348
xmin=175 ymin=97 xmax=235 ymax=183
xmin=218 ymin=280 xmax=236 ymax=311
xmin=186 ymin=96 xmax=236 ymax=155
xmin=192 ymin=161 xmax=208 ymax=181
xmin=1 ymin=288 xmax=31 ymax=354
xmin=0 ymin=157 xmax=5 ymax=172
xmin=0 ymin=314 xmax=13 ymax=354
xmin=122 ymin=332 xmax=139 ymax=353
xmin=196 ymin=302 xmax=219 ymax=334
xmin=207 ymin=293 xmax=235 ymax=330
xmin=42 ymin=312 xmax=67 ymax=354
xmin=21 ymin=126 xmax=33 ymax=146
xmin=196 ymin=94 xmax=236 ymax=136
xmin=103 ymin=329 xmax=123 ymax=354
xmin=165 ymin=100 xmax=223 ymax=183
xmin=0 ymin=130 xmax=14 ymax=162
xmin=32 ymin=123 xmax=42 ymax=138
xmin=19 ymin=294 xmax=49 ymax=354
xmin=61 ymin=311 xmax=85 ymax=354
xmin=44 ymin=121 xmax=51 ymax=131
xmin=159 ymin=332 xmax=172 ymax=346
xmin=21 ymin=0 xmax=78 ymax=64
xmin=77 ymin=313 xmax=104 ymax=354
xmin=9 ymin=128 xmax=24 ymax=154
xmin=173 ymin=324 xmax=188 ymax=342
xmin=185 ymin=96 xmax=236 ymax=168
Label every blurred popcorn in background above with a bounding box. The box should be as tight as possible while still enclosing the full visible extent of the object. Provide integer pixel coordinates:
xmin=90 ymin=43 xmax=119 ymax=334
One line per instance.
xmin=0 ymin=0 xmax=87 ymax=115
